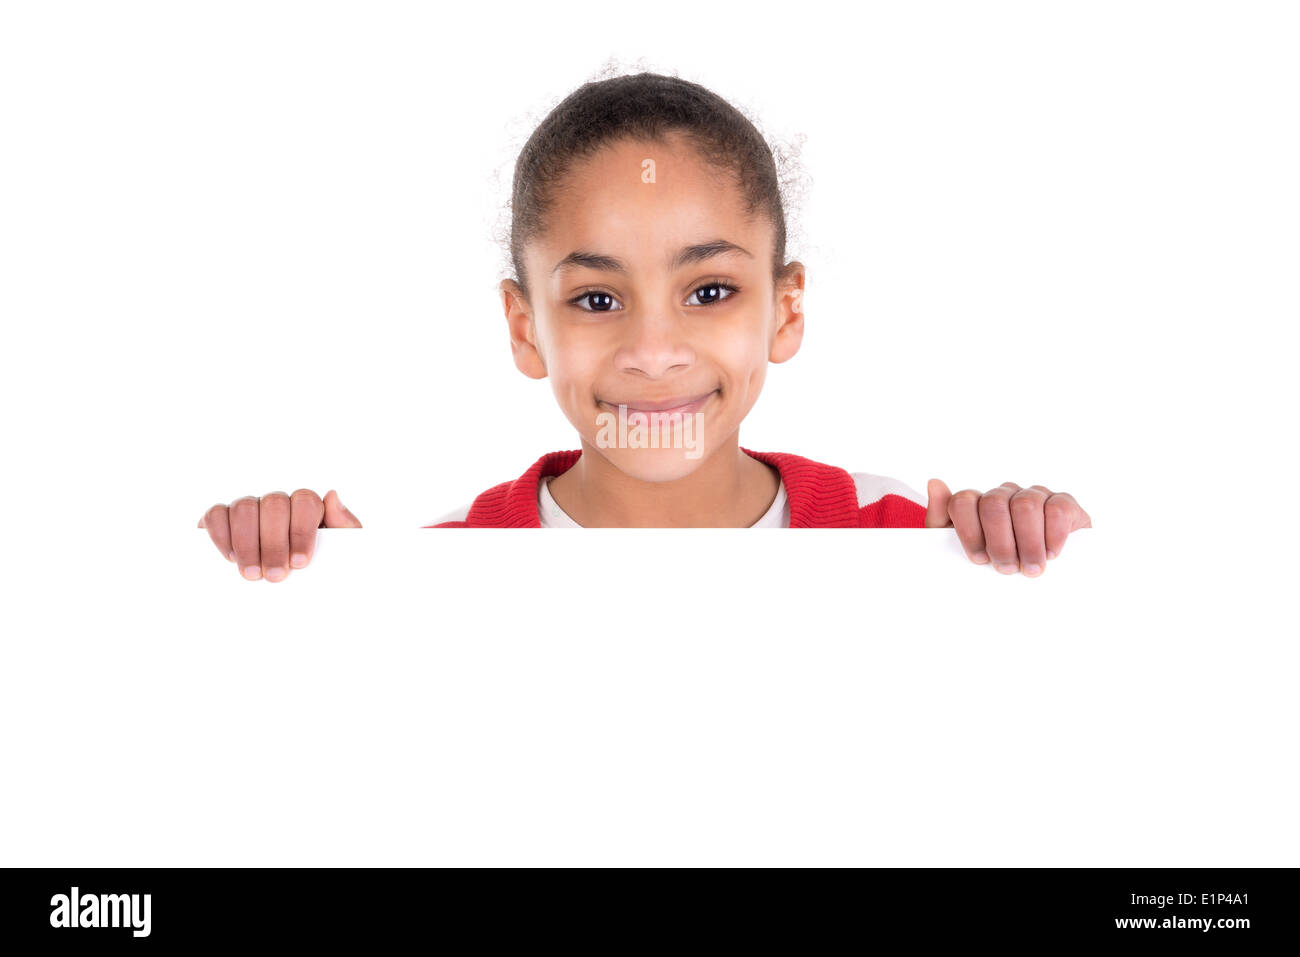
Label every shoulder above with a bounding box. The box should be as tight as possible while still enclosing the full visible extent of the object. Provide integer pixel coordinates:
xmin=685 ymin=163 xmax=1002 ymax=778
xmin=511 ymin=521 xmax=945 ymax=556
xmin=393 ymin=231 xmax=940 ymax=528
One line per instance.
xmin=849 ymin=472 xmax=926 ymax=509
xmin=422 ymin=449 xmax=581 ymax=528
xmin=849 ymin=471 xmax=928 ymax=528
xmin=421 ymin=478 xmax=515 ymax=528
xmin=742 ymin=448 xmax=926 ymax=528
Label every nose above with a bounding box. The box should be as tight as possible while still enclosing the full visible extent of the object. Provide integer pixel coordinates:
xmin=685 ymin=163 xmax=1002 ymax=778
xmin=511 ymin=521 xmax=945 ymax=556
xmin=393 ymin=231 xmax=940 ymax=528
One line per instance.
xmin=613 ymin=308 xmax=695 ymax=378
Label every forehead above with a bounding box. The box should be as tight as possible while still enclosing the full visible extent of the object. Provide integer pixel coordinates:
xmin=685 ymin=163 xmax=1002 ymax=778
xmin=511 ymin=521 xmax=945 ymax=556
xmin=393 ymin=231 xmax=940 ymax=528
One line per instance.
xmin=535 ymin=134 xmax=766 ymax=266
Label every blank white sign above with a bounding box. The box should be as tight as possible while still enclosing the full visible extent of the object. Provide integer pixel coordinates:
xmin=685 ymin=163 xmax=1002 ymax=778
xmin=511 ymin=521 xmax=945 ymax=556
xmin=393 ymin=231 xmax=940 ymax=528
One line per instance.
xmin=3 ymin=525 xmax=1295 ymax=866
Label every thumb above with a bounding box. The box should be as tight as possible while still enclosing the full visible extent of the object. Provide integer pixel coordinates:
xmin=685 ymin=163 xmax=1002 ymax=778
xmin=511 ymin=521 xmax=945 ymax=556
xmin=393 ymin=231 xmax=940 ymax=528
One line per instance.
xmin=321 ymin=489 xmax=363 ymax=528
xmin=924 ymin=478 xmax=953 ymax=528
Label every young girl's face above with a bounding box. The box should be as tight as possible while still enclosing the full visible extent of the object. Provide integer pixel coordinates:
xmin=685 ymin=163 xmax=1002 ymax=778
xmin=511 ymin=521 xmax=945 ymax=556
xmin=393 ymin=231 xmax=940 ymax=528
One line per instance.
xmin=503 ymin=131 xmax=804 ymax=482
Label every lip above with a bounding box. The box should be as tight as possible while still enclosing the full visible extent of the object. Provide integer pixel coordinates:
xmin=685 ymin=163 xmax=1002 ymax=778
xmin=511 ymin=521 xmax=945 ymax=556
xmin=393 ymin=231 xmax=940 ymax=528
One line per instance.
xmin=600 ymin=389 xmax=718 ymax=416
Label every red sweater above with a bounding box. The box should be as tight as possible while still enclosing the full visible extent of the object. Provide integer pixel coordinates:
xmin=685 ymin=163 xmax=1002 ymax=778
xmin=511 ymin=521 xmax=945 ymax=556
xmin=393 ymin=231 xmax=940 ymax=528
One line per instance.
xmin=424 ymin=448 xmax=927 ymax=528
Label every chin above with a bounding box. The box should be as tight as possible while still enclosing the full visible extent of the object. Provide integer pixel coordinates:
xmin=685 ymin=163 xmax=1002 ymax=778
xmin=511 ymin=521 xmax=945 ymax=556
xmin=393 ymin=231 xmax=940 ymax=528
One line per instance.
xmin=597 ymin=445 xmax=710 ymax=483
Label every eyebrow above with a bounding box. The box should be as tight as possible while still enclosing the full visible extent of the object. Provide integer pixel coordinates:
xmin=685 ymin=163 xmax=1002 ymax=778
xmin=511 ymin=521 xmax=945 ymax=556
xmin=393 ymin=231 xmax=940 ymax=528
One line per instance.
xmin=551 ymin=239 xmax=753 ymax=276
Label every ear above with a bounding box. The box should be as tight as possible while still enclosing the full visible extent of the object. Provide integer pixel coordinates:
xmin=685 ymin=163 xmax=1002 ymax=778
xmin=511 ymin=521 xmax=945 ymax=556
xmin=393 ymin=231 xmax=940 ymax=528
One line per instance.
xmin=501 ymin=278 xmax=548 ymax=379
xmin=769 ymin=262 xmax=806 ymax=364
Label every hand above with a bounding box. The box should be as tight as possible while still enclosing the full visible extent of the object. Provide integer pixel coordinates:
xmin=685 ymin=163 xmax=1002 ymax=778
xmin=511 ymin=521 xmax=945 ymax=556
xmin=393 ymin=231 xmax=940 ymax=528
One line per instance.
xmin=198 ymin=489 xmax=361 ymax=582
xmin=924 ymin=480 xmax=1091 ymax=577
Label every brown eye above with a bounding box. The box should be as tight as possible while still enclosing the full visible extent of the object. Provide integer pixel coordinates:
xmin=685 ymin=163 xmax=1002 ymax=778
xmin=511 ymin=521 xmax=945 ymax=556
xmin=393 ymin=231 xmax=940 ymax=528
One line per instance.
xmin=687 ymin=283 xmax=738 ymax=306
xmin=569 ymin=290 xmax=622 ymax=312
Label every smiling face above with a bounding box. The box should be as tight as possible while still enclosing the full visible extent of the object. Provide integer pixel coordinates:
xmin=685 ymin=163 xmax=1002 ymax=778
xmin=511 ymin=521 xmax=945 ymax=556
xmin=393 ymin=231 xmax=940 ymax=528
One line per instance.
xmin=502 ymin=131 xmax=805 ymax=483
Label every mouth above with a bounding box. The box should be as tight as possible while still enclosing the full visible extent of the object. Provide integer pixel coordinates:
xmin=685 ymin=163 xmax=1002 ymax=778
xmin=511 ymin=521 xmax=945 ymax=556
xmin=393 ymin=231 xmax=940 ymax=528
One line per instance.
xmin=599 ymin=389 xmax=718 ymax=416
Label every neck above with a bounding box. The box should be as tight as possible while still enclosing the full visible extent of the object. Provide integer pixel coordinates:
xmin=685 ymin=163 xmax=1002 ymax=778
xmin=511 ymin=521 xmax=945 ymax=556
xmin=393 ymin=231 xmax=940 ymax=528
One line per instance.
xmin=546 ymin=435 xmax=781 ymax=528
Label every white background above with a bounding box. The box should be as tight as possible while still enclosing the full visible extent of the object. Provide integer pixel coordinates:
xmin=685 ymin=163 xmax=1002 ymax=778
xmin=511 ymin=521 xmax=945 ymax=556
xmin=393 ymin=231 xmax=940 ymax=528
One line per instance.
xmin=1 ymin=1 xmax=1296 ymax=865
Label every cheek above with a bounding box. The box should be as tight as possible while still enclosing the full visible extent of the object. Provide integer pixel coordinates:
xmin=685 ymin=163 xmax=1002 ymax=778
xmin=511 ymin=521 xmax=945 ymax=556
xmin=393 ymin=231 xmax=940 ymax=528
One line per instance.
xmin=699 ymin=315 xmax=772 ymax=423
xmin=734 ymin=362 xmax=769 ymax=416
xmin=709 ymin=316 xmax=771 ymax=389
xmin=544 ymin=333 xmax=603 ymax=406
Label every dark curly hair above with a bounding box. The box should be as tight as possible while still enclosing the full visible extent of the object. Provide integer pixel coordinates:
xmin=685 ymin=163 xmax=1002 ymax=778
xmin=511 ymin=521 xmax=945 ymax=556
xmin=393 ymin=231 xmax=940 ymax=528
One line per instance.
xmin=506 ymin=66 xmax=801 ymax=301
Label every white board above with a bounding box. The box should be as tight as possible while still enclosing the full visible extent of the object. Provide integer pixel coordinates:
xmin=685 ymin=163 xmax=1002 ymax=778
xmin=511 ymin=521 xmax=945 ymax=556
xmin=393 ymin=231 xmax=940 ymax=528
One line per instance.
xmin=3 ymin=525 xmax=1295 ymax=866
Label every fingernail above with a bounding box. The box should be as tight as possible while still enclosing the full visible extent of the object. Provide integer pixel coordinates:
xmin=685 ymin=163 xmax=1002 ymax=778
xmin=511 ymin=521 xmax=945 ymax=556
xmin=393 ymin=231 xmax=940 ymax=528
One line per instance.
xmin=242 ymin=566 xmax=261 ymax=580
xmin=972 ymin=550 xmax=989 ymax=564
xmin=997 ymin=563 xmax=1018 ymax=574
xmin=265 ymin=567 xmax=285 ymax=582
xmin=228 ymin=551 xmax=236 ymax=562
xmin=290 ymin=553 xmax=308 ymax=568
xmin=1047 ymin=550 xmax=1057 ymax=560
xmin=1023 ymin=563 xmax=1042 ymax=577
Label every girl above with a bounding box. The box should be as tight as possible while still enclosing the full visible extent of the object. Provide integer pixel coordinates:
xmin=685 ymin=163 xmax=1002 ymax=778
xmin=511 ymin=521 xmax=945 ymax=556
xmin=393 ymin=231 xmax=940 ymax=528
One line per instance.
xmin=199 ymin=70 xmax=1091 ymax=580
